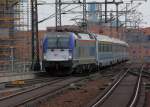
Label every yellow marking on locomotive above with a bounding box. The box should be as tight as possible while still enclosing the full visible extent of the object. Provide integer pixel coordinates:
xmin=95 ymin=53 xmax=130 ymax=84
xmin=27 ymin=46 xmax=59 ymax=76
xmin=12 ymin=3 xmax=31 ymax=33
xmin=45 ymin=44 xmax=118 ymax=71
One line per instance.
xmin=11 ymin=80 xmax=25 ymax=85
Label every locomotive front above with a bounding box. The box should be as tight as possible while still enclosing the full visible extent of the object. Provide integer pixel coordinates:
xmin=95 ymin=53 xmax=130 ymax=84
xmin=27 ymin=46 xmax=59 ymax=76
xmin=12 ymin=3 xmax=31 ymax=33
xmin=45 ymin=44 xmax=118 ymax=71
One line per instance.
xmin=42 ymin=32 xmax=74 ymax=75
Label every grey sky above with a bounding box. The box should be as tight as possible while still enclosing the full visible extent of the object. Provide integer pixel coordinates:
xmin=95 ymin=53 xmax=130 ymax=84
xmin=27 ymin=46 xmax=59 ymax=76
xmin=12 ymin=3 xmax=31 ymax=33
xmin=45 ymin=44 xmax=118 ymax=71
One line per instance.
xmin=37 ymin=0 xmax=150 ymax=30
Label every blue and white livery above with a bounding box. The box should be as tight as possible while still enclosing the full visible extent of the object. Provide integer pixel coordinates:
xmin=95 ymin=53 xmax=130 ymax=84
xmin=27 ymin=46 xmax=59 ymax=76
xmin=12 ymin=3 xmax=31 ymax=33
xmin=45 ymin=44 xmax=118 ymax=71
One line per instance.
xmin=42 ymin=31 xmax=129 ymax=75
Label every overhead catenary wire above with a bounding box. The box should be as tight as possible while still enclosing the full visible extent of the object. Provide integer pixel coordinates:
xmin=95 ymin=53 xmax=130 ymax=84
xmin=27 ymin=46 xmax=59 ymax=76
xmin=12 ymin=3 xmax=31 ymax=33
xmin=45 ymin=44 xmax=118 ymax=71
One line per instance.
xmin=38 ymin=5 xmax=81 ymax=23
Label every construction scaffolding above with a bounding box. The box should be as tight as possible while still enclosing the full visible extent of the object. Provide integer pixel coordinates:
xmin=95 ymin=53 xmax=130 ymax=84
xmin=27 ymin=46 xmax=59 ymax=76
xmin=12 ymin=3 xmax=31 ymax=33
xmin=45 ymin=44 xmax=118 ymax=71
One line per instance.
xmin=0 ymin=0 xmax=31 ymax=72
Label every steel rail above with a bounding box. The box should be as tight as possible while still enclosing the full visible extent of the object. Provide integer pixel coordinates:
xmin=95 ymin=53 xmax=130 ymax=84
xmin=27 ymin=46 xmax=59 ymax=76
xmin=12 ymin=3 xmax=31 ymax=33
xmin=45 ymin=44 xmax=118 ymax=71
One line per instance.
xmin=129 ymin=65 xmax=144 ymax=107
xmin=91 ymin=69 xmax=129 ymax=107
xmin=0 ymin=74 xmax=95 ymax=107
xmin=13 ymin=76 xmax=88 ymax=107
xmin=0 ymin=78 xmax=62 ymax=101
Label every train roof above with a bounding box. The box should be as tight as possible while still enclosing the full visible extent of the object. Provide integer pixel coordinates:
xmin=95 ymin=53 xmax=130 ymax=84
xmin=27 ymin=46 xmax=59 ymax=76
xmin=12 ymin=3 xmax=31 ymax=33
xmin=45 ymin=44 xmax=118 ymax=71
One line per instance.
xmin=95 ymin=34 xmax=129 ymax=46
xmin=45 ymin=31 xmax=95 ymax=41
xmin=45 ymin=31 xmax=128 ymax=46
xmin=45 ymin=31 xmax=71 ymax=37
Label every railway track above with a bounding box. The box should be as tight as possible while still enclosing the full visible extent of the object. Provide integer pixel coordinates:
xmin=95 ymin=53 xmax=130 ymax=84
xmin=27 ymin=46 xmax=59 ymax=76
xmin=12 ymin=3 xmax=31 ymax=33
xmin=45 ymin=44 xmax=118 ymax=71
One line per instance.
xmin=0 ymin=77 xmax=60 ymax=98
xmin=0 ymin=63 xmax=140 ymax=107
xmin=5 ymin=77 xmax=57 ymax=87
xmin=87 ymin=65 xmax=144 ymax=107
xmin=129 ymin=67 xmax=150 ymax=79
xmin=0 ymin=75 xmax=95 ymax=107
xmin=128 ymin=65 xmax=143 ymax=107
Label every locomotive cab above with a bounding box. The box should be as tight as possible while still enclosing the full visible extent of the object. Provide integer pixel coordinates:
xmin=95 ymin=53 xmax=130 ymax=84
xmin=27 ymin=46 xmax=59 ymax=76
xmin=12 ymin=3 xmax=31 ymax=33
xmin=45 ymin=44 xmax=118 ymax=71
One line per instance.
xmin=42 ymin=32 xmax=74 ymax=75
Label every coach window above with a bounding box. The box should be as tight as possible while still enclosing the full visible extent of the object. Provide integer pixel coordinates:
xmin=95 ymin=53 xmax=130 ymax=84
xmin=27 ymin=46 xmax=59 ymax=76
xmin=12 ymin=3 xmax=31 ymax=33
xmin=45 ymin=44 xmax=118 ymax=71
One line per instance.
xmin=100 ymin=43 xmax=102 ymax=52
xmin=105 ymin=44 xmax=108 ymax=52
xmin=115 ymin=44 xmax=117 ymax=52
xmin=100 ymin=43 xmax=103 ymax=52
xmin=120 ymin=46 xmax=122 ymax=52
xmin=120 ymin=45 xmax=121 ymax=52
xmin=99 ymin=43 xmax=101 ymax=52
xmin=106 ymin=44 xmax=108 ymax=52
xmin=103 ymin=44 xmax=105 ymax=52
xmin=118 ymin=45 xmax=120 ymax=52
xmin=120 ymin=45 xmax=122 ymax=52
xmin=121 ymin=45 xmax=123 ymax=52
xmin=116 ymin=45 xmax=118 ymax=52
xmin=110 ymin=44 xmax=112 ymax=52
xmin=108 ymin=44 xmax=110 ymax=52
xmin=102 ymin=44 xmax=104 ymax=52
xmin=104 ymin=44 xmax=106 ymax=52
xmin=112 ymin=44 xmax=114 ymax=52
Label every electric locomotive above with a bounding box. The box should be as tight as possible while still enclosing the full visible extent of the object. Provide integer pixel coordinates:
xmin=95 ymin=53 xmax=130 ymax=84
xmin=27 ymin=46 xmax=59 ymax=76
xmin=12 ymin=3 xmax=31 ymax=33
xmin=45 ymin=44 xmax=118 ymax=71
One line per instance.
xmin=42 ymin=31 xmax=97 ymax=75
xmin=42 ymin=31 xmax=129 ymax=75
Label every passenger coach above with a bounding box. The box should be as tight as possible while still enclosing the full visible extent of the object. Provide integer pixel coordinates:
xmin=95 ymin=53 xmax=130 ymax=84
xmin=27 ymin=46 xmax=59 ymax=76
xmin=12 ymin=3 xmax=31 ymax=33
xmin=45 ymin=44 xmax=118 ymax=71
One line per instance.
xmin=95 ymin=34 xmax=128 ymax=67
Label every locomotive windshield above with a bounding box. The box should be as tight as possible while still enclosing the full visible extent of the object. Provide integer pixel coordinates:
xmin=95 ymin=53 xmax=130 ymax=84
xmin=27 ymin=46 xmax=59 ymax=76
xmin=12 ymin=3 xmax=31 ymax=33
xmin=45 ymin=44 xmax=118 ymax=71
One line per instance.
xmin=47 ymin=38 xmax=57 ymax=48
xmin=47 ymin=37 xmax=69 ymax=49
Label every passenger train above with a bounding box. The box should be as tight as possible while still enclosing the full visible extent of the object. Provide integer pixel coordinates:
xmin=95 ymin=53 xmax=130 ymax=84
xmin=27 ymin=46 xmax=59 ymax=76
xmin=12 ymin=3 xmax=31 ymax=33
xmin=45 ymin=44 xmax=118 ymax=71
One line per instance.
xmin=42 ymin=31 xmax=129 ymax=75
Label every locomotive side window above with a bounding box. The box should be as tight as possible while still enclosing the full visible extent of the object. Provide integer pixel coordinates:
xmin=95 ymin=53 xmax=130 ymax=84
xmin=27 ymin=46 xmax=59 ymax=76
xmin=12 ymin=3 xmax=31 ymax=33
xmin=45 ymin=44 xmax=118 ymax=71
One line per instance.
xmin=104 ymin=44 xmax=107 ymax=52
xmin=98 ymin=43 xmax=101 ymax=52
xmin=90 ymin=47 xmax=95 ymax=56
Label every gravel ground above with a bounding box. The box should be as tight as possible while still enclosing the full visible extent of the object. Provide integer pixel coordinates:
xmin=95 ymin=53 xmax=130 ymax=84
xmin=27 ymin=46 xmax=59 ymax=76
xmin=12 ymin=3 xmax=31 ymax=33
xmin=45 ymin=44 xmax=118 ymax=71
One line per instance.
xmin=39 ymin=76 xmax=110 ymax=107
xmin=145 ymin=91 xmax=150 ymax=107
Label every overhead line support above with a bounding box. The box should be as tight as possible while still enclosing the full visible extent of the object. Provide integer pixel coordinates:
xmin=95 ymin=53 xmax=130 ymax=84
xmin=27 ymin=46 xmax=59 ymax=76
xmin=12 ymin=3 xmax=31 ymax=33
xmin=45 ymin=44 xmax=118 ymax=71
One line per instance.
xmin=55 ymin=0 xmax=62 ymax=31
xmin=31 ymin=0 xmax=40 ymax=71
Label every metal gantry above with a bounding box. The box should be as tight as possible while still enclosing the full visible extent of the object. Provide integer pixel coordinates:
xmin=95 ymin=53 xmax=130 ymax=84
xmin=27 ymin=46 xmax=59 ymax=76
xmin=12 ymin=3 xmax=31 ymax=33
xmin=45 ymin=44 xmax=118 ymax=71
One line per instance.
xmin=54 ymin=0 xmax=123 ymax=31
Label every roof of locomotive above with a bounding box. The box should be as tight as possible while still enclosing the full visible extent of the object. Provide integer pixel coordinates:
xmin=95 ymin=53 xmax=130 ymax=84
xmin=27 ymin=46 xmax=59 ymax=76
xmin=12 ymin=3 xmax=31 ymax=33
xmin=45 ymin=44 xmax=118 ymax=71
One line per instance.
xmin=45 ymin=31 xmax=95 ymax=41
xmin=45 ymin=31 xmax=71 ymax=37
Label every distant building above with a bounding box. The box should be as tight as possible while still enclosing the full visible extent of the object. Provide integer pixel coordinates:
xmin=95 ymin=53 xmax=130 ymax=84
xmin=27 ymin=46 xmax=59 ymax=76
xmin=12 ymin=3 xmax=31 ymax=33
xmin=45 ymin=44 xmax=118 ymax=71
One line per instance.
xmin=125 ymin=30 xmax=150 ymax=63
xmin=88 ymin=2 xmax=98 ymax=22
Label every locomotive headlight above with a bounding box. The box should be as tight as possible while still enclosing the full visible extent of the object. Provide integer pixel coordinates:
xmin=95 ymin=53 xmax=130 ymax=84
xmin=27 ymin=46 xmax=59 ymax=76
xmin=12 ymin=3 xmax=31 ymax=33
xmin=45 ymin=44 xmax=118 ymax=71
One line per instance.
xmin=68 ymin=55 xmax=72 ymax=60
xmin=69 ymin=49 xmax=72 ymax=60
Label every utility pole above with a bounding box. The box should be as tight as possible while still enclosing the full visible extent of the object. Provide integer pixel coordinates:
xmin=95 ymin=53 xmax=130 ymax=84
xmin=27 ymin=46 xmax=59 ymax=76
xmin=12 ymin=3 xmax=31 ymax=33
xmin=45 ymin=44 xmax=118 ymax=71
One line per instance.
xmin=116 ymin=3 xmax=119 ymax=32
xmin=110 ymin=11 xmax=113 ymax=36
xmin=55 ymin=0 xmax=62 ymax=31
xmin=82 ymin=0 xmax=87 ymax=31
xmin=125 ymin=3 xmax=129 ymax=28
xmin=54 ymin=0 xmax=122 ymax=31
xmin=98 ymin=4 xmax=102 ymax=24
xmin=31 ymin=0 xmax=40 ymax=71
xmin=105 ymin=0 xmax=107 ymax=23
xmin=115 ymin=2 xmax=123 ymax=38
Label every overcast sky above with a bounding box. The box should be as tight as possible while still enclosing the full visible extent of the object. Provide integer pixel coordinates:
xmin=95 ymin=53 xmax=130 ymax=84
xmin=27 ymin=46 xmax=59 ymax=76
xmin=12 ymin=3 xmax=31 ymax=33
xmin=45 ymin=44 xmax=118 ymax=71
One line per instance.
xmin=37 ymin=0 xmax=150 ymax=30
